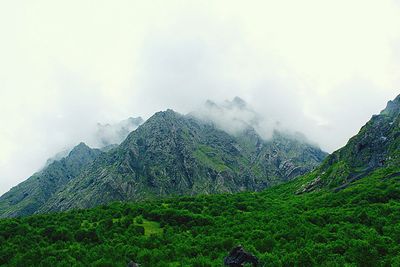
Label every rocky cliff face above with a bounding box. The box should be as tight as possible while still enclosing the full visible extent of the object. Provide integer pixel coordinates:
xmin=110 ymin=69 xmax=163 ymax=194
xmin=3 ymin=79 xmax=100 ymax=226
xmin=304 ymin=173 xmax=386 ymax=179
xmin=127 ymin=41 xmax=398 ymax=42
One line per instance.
xmin=0 ymin=108 xmax=327 ymax=217
xmin=0 ymin=143 xmax=102 ymax=218
xmin=297 ymin=94 xmax=400 ymax=193
xmin=39 ymin=110 xmax=326 ymax=213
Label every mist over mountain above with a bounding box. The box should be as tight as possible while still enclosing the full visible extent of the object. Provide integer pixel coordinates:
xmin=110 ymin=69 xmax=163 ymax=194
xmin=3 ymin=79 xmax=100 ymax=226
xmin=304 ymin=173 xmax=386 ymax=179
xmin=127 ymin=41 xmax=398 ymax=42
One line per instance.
xmin=192 ymin=97 xmax=315 ymax=145
xmin=1 ymin=94 xmax=400 ymax=266
xmin=39 ymin=109 xmax=325 ymax=213
xmin=93 ymin=117 xmax=144 ymax=148
xmin=192 ymin=97 xmax=271 ymax=138
xmin=0 ymin=105 xmax=326 ymax=217
xmin=2 ymin=93 xmax=399 ymax=219
xmin=43 ymin=117 xmax=143 ymax=168
xmin=1 ymin=1 xmax=400 ymax=265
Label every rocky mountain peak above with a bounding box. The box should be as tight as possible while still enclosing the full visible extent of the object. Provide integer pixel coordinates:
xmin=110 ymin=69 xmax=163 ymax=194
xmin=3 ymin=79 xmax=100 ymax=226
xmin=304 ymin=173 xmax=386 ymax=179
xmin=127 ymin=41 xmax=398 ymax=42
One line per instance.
xmin=140 ymin=109 xmax=183 ymax=128
xmin=231 ymin=96 xmax=247 ymax=109
xmin=70 ymin=142 xmax=91 ymax=153
xmin=66 ymin=142 xmax=98 ymax=162
xmin=380 ymin=94 xmax=400 ymax=117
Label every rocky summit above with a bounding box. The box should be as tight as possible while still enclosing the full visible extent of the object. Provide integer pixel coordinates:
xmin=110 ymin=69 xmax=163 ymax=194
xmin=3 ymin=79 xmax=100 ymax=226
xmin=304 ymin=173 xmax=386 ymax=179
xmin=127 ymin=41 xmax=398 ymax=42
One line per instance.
xmin=0 ymin=109 xmax=327 ymax=217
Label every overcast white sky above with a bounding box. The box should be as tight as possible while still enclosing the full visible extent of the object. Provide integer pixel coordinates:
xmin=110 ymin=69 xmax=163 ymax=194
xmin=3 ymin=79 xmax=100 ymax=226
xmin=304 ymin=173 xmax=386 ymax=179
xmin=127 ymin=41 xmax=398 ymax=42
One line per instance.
xmin=0 ymin=0 xmax=399 ymax=194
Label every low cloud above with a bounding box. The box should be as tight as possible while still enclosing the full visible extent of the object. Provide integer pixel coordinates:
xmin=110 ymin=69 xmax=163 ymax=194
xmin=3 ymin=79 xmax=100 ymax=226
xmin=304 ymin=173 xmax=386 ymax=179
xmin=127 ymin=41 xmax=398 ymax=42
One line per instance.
xmin=92 ymin=117 xmax=144 ymax=148
xmin=191 ymin=97 xmax=275 ymax=139
xmin=0 ymin=0 xmax=400 ymax=194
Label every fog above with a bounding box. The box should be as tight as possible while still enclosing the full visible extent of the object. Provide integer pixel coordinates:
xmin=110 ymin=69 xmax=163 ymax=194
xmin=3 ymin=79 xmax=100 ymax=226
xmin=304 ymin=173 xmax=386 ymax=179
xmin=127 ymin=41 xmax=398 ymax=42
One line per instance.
xmin=191 ymin=97 xmax=276 ymax=140
xmin=0 ymin=0 xmax=400 ymax=194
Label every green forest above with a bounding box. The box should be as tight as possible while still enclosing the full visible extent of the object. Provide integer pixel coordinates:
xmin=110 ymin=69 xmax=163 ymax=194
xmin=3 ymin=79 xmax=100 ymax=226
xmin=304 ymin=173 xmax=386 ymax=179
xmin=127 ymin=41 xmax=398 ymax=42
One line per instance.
xmin=1 ymin=166 xmax=399 ymax=266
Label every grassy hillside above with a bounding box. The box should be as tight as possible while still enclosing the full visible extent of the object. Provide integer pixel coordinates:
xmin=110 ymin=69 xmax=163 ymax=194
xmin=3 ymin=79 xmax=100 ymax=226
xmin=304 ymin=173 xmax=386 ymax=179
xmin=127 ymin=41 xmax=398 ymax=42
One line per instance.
xmin=1 ymin=165 xmax=399 ymax=266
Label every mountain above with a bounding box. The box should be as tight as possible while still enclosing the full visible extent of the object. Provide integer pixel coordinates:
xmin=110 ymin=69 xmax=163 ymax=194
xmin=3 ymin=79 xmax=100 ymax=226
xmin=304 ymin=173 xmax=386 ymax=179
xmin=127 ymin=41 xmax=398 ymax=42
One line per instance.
xmin=297 ymin=94 xmax=400 ymax=193
xmin=0 ymin=107 xmax=326 ymax=217
xmin=43 ymin=148 xmax=71 ymax=168
xmin=1 ymin=144 xmax=399 ymax=266
xmin=1 ymin=96 xmax=399 ymax=266
xmin=0 ymin=143 xmax=102 ymax=218
xmin=38 ymin=109 xmax=326 ymax=213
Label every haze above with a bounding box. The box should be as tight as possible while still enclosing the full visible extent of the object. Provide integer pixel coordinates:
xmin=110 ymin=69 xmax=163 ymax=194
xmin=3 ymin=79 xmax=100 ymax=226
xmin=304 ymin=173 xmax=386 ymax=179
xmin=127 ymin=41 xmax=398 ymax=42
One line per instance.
xmin=0 ymin=0 xmax=399 ymax=195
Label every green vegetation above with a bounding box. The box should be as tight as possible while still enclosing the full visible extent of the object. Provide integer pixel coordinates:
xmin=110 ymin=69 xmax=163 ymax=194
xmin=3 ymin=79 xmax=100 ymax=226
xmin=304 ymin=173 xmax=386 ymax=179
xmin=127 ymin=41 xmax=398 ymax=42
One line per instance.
xmin=1 ymin=165 xmax=399 ymax=266
xmin=1 ymin=96 xmax=399 ymax=266
xmin=141 ymin=218 xmax=163 ymax=236
xmin=193 ymin=144 xmax=230 ymax=172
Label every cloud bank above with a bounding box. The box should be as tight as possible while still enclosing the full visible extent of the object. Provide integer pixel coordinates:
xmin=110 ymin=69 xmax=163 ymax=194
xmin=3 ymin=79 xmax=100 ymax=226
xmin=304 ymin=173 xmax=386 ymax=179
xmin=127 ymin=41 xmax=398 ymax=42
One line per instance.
xmin=192 ymin=97 xmax=275 ymax=139
xmin=0 ymin=0 xmax=400 ymax=194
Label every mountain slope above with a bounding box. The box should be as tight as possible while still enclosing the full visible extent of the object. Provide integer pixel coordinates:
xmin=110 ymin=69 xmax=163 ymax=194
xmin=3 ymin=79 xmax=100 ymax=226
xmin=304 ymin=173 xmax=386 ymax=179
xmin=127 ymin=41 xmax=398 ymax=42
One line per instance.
xmin=39 ymin=110 xmax=326 ymax=213
xmin=298 ymin=94 xmax=400 ymax=193
xmin=1 ymin=156 xmax=399 ymax=266
xmin=0 ymin=143 xmax=102 ymax=218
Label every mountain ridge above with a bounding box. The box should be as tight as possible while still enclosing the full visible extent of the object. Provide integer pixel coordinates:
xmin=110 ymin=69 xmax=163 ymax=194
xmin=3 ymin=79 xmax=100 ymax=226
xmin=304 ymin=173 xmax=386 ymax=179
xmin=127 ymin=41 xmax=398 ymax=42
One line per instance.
xmin=1 ymin=96 xmax=399 ymax=266
xmin=297 ymin=94 xmax=400 ymax=193
xmin=0 ymin=143 xmax=103 ymax=218
xmin=0 ymin=105 xmax=327 ymax=217
xmin=39 ymin=109 xmax=326 ymax=213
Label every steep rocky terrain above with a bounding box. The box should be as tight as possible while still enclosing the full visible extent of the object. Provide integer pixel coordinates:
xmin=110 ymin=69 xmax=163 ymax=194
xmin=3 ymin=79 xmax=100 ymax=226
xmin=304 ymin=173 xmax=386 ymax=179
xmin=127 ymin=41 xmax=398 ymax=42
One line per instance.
xmin=1 ymin=96 xmax=399 ymax=265
xmin=298 ymin=94 xmax=400 ymax=193
xmin=1 ymin=97 xmax=400 ymax=265
xmin=39 ymin=110 xmax=326 ymax=213
xmin=0 ymin=143 xmax=102 ymax=218
xmin=0 ymin=107 xmax=326 ymax=217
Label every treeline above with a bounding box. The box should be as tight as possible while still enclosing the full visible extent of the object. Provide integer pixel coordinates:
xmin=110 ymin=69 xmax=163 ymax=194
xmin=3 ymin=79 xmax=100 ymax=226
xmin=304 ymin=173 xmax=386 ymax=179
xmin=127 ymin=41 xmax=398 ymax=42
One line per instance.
xmin=0 ymin=166 xmax=400 ymax=266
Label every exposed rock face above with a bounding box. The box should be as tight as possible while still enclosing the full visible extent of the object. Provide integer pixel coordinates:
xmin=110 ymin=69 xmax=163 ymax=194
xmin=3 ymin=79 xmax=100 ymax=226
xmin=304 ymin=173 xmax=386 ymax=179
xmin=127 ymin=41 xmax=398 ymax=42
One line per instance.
xmin=38 ymin=110 xmax=326 ymax=213
xmin=0 ymin=143 xmax=102 ymax=218
xmin=0 ymin=109 xmax=327 ymax=217
xmin=296 ymin=175 xmax=322 ymax=194
xmin=298 ymin=94 xmax=400 ymax=192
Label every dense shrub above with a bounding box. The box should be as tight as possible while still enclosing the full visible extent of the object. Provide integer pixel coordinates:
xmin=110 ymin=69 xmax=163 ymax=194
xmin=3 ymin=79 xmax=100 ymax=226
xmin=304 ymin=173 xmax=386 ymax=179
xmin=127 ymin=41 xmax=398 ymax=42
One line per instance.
xmin=0 ymin=167 xmax=399 ymax=266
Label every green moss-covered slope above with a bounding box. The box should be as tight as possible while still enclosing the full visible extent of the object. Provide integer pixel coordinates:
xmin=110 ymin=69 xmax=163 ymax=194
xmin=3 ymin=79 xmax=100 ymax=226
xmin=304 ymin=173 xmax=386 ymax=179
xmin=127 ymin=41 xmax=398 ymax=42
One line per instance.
xmin=0 ymin=163 xmax=399 ymax=266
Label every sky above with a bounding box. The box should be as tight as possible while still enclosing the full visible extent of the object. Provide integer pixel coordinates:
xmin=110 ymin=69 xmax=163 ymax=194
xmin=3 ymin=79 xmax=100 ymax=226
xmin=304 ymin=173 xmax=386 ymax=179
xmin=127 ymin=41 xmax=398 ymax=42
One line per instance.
xmin=0 ymin=0 xmax=400 ymax=195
